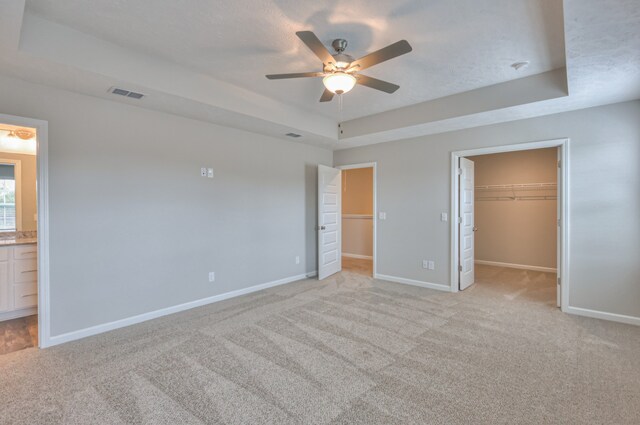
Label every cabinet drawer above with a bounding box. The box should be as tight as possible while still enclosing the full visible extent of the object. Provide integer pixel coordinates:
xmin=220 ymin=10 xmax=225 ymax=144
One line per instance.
xmin=0 ymin=247 xmax=9 ymax=262
xmin=14 ymin=281 xmax=37 ymax=309
xmin=14 ymin=259 xmax=38 ymax=283
xmin=14 ymin=245 xmax=37 ymax=260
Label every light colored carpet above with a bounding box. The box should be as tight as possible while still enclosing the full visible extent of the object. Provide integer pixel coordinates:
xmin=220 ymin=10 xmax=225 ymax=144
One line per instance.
xmin=1 ymin=265 xmax=639 ymax=424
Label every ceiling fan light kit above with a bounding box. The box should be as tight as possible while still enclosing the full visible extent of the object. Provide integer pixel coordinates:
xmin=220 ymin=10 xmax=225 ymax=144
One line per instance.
xmin=266 ymin=31 xmax=412 ymax=102
xmin=323 ymin=72 xmax=357 ymax=94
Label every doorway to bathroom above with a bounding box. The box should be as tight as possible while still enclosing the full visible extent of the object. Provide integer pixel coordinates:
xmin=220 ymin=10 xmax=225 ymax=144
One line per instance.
xmin=0 ymin=113 xmax=49 ymax=353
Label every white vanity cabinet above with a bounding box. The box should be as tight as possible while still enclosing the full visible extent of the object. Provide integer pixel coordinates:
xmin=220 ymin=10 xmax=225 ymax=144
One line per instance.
xmin=0 ymin=243 xmax=38 ymax=320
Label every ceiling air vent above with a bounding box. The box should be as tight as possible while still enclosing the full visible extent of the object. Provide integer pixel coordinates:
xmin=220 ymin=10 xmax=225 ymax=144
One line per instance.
xmin=109 ymin=87 xmax=145 ymax=99
xmin=285 ymin=132 xmax=302 ymax=138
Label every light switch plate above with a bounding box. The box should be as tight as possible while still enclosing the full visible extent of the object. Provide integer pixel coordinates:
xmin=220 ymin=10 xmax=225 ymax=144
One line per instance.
xmin=428 ymin=261 xmax=435 ymax=270
xmin=200 ymin=167 xmax=207 ymax=177
xmin=441 ymin=212 xmax=448 ymax=222
xmin=422 ymin=260 xmax=428 ymax=269
xmin=379 ymin=212 xmax=387 ymax=220
xmin=207 ymin=168 xmax=214 ymax=178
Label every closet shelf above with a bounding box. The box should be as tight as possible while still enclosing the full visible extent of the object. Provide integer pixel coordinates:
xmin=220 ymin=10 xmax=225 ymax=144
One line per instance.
xmin=475 ymin=182 xmax=557 ymax=201
xmin=476 ymin=195 xmax=557 ymax=201
xmin=475 ymin=183 xmax=557 ymax=192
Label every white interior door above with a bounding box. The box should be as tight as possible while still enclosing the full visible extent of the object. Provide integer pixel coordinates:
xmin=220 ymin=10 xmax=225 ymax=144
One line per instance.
xmin=556 ymin=148 xmax=562 ymax=307
xmin=318 ymin=165 xmax=341 ymax=280
xmin=459 ymin=157 xmax=475 ymax=290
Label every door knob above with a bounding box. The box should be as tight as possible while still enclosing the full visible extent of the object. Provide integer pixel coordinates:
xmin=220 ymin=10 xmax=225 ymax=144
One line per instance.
xmin=473 ymin=227 xmax=478 ymax=232
xmin=320 ymin=225 xmax=326 ymax=230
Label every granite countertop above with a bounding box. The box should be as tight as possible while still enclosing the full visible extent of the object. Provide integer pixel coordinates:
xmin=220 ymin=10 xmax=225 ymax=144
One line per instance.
xmin=0 ymin=237 xmax=37 ymax=246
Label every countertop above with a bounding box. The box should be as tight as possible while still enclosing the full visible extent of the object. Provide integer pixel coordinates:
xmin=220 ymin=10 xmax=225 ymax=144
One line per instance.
xmin=0 ymin=238 xmax=37 ymax=246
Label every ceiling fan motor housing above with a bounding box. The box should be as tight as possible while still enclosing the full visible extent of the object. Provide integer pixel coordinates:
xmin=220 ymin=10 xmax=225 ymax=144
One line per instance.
xmin=325 ymin=54 xmax=354 ymax=72
xmin=329 ymin=39 xmax=354 ymax=69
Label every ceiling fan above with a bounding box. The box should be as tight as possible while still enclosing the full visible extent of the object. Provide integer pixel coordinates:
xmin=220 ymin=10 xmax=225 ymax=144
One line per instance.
xmin=266 ymin=31 xmax=412 ymax=102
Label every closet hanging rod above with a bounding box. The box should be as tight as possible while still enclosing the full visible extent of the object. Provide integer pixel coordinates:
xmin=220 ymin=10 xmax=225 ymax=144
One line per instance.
xmin=475 ymin=182 xmax=557 ymax=192
xmin=476 ymin=195 xmax=557 ymax=201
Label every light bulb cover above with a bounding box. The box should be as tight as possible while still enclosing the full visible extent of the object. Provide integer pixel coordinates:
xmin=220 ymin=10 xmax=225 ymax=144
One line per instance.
xmin=323 ymin=72 xmax=357 ymax=94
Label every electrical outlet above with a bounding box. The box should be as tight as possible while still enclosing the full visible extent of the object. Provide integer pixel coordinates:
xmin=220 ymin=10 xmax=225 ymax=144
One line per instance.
xmin=422 ymin=260 xmax=429 ymax=269
xmin=208 ymin=272 xmax=215 ymax=282
xmin=295 ymin=256 xmax=300 ymax=264
xmin=428 ymin=261 xmax=435 ymax=270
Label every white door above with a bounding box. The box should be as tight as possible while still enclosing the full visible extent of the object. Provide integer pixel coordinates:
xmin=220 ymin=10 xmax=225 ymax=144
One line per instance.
xmin=556 ymin=148 xmax=562 ymax=307
xmin=318 ymin=165 xmax=342 ymax=280
xmin=459 ymin=157 xmax=475 ymax=290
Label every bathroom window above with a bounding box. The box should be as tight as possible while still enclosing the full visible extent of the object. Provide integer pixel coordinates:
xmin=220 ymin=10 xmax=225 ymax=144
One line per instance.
xmin=0 ymin=164 xmax=16 ymax=231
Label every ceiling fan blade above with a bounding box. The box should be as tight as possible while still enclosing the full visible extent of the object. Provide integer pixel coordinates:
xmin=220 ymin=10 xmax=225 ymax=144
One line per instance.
xmin=356 ymin=74 xmax=400 ymax=93
xmin=266 ymin=71 xmax=324 ymax=80
xmin=296 ymin=31 xmax=335 ymax=65
xmin=349 ymin=40 xmax=412 ymax=71
xmin=319 ymin=89 xmax=334 ymax=102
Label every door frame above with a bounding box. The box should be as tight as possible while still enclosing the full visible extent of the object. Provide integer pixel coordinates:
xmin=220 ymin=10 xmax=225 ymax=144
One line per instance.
xmin=450 ymin=138 xmax=570 ymax=312
xmin=336 ymin=162 xmax=377 ymax=277
xmin=0 ymin=112 xmax=50 ymax=348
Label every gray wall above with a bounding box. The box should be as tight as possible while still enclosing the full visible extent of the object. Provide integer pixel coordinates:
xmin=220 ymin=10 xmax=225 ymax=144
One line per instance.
xmin=470 ymin=148 xmax=557 ymax=269
xmin=0 ymin=74 xmax=332 ymax=336
xmin=335 ymin=101 xmax=640 ymax=318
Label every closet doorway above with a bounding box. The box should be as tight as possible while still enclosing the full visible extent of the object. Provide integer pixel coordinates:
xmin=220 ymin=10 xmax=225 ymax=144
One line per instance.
xmin=451 ymin=139 xmax=569 ymax=311
xmin=338 ymin=163 xmax=376 ymax=277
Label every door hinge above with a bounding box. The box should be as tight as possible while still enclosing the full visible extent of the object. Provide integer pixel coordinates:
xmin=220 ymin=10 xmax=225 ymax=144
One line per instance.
xmin=459 ymin=264 xmax=463 ymax=272
xmin=458 ymin=216 xmax=462 ymax=224
xmin=557 ymin=277 xmax=561 ymax=286
xmin=557 ymin=160 xmax=561 ymax=168
xmin=557 ymin=218 xmax=561 ymax=227
xmin=457 ymin=168 xmax=462 ymax=175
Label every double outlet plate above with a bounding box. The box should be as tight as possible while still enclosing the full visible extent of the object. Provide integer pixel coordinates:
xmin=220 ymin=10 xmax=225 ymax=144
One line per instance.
xmin=200 ymin=167 xmax=214 ymax=178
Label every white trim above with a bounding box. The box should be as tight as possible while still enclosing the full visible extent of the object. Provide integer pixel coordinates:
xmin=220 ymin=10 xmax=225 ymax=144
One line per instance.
xmin=475 ymin=260 xmax=557 ymax=273
xmin=0 ymin=113 xmax=50 ymax=348
xmin=374 ymin=273 xmax=450 ymax=292
xmin=565 ymin=306 xmax=640 ymax=326
xmin=451 ymin=138 xmax=570 ymax=308
xmin=0 ymin=158 xmax=22 ymax=231
xmin=336 ymin=162 xmax=377 ymax=277
xmin=47 ymin=271 xmax=317 ymax=347
xmin=0 ymin=306 xmax=37 ymax=322
xmin=342 ymin=253 xmax=373 ymax=260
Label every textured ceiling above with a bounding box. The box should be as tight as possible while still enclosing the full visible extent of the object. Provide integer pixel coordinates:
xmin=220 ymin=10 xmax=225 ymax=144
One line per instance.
xmin=26 ymin=0 xmax=566 ymax=121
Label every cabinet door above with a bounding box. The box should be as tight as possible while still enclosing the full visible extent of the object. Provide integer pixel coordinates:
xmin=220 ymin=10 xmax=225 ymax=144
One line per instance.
xmin=0 ymin=262 xmax=10 ymax=312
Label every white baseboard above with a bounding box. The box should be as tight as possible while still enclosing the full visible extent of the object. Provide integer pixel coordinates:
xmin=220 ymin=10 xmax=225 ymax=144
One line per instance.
xmin=374 ymin=273 xmax=450 ymax=292
xmin=565 ymin=306 xmax=640 ymax=326
xmin=342 ymin=253 xmax=373 ymax=260
xmin=0 ymin=307 xmax=37 ymax=322
xmin=475 ymin=260 xmax=557 ymax=273
xmin=45 ymin=271 xmax=317 ymax=348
